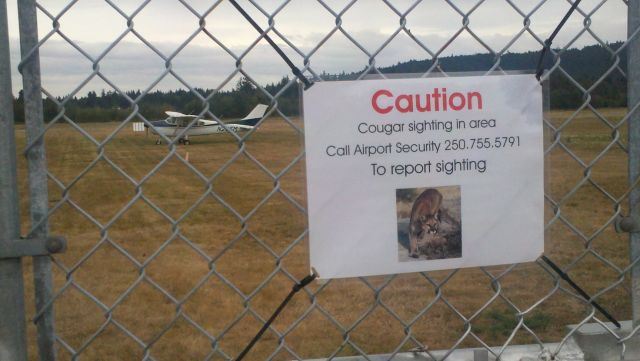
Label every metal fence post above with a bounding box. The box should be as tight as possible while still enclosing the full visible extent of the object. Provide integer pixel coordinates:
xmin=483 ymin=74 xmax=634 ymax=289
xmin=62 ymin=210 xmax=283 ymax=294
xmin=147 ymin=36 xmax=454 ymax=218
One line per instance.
xmin=17 ymin=0 xmax=56 ymax=359
xmin=0 ymin=0 xmax=28 ymax=360
xmin=629 ymin=0 xmax=640 ymax=327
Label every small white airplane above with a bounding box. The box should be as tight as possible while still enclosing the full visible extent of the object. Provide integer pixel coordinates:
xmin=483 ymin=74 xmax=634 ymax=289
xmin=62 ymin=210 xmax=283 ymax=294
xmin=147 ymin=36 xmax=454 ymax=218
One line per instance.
xmin=146 ymin=104 xmax=269 ymax=144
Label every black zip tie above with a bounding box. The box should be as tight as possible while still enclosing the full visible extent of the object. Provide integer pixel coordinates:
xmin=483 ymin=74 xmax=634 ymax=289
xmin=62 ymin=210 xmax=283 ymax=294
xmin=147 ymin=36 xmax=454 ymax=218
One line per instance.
xmin=541 ymin=255 xmax=620 ymax=328
xmin=535 ymin=0 xmax=583 ymax=80
xmin=235 ymin=270 xmax=319 ymax=361
xmin=227 ymin=0 xmax=314 ymax=90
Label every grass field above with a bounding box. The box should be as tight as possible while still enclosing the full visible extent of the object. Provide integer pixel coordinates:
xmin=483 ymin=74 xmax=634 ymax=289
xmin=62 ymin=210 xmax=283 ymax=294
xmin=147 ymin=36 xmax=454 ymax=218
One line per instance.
xmin=14 ymin=107 xmax=633 ymax=360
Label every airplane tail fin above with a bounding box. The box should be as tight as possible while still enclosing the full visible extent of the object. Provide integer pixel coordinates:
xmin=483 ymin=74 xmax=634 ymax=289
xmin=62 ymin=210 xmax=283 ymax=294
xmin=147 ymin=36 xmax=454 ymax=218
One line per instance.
xmin=238 ymin=104 xmax=268 ymax=126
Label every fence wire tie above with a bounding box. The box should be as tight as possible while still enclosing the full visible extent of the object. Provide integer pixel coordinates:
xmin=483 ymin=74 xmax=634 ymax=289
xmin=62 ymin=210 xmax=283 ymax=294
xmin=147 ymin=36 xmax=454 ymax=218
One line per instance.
xmin=541 ymin=255 xmax=621 ymax=328
xmin=235 ymin=269 xmax=319 ymax=361
xmin=535 ymin=0 xmax=583 ymax=80
xmin=227 ymin=0 xmax=314 ymax=90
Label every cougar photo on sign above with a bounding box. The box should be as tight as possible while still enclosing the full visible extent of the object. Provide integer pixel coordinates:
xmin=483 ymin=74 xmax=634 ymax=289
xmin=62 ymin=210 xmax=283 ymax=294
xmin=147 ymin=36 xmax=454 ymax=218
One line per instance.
xmin=396 ymin=186 xmax=462 ymax=262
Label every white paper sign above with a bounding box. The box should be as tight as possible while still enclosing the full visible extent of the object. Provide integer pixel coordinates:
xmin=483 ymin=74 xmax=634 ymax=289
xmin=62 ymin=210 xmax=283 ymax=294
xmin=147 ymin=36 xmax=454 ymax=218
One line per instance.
xmin=302 ymin=75 xmax=543 ymax=279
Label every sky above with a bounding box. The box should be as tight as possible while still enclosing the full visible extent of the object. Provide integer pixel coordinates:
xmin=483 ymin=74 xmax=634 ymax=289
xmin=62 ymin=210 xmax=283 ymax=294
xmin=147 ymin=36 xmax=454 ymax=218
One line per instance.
xmin=5 ymin=0 xmax=629 ymax=97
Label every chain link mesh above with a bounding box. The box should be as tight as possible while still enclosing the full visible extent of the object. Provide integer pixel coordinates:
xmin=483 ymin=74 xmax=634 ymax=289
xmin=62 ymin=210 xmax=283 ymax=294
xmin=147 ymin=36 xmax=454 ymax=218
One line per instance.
xmin=10 ymin=0 xmax=640 ymax=360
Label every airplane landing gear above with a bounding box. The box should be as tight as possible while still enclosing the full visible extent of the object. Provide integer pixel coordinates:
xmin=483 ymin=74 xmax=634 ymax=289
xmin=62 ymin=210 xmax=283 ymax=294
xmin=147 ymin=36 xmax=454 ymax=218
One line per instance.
xmin=155 ymin=139 xmax=161 ymax=145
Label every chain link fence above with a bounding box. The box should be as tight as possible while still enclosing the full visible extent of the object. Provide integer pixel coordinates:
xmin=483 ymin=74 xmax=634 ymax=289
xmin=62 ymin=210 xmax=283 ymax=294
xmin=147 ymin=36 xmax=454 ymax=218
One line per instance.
xmin=1 ymin=0 xmax=639 ymax=360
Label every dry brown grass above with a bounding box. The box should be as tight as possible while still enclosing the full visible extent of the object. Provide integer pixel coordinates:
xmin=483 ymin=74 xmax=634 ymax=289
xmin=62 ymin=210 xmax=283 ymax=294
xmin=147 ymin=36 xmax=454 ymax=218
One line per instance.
xmin=14 ymin=108 xmax=633 ymax=360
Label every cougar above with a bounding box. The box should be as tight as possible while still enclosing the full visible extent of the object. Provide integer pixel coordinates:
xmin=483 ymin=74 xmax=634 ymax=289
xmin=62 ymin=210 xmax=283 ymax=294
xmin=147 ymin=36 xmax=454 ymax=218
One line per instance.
xmin=408 ymin=188 xmax=443 ymax=258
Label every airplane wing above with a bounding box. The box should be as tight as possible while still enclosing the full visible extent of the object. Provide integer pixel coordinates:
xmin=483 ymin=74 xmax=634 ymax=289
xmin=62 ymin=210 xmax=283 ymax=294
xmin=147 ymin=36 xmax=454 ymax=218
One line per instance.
xmin=165 ymin=111 xmax=199 ymax=118
xmin=165 ymin=111 xmax=222 ymax=125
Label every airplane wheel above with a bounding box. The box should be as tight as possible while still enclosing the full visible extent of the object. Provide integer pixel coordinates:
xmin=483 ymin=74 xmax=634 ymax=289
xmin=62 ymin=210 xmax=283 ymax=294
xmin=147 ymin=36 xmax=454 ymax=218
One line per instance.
xmin=178 ymin=138 xmax=184 ymax=145
xmin=185 ymin=139 xmax=191 ymax=145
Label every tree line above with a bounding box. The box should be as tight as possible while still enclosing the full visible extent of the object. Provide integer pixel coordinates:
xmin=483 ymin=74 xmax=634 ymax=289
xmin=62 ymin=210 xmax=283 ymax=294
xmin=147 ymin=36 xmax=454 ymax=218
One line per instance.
xmin=12 ymin=42 xmax=627 ymax=123
xmin=12 ymin=76 xmax=298 ymax=123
